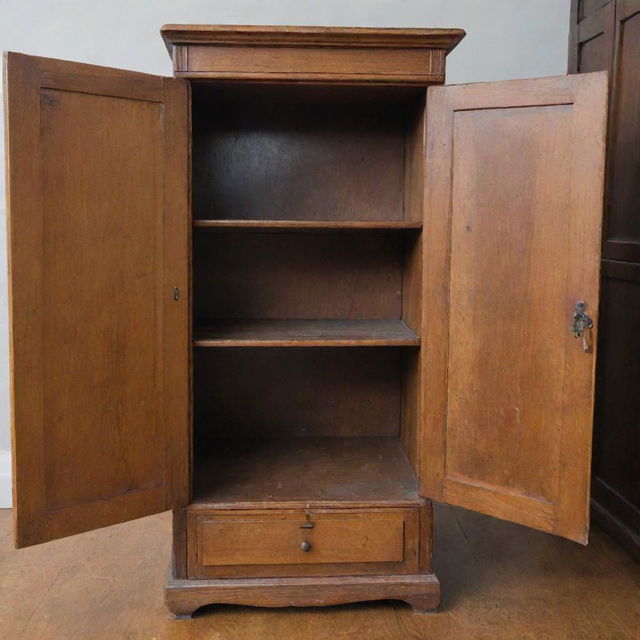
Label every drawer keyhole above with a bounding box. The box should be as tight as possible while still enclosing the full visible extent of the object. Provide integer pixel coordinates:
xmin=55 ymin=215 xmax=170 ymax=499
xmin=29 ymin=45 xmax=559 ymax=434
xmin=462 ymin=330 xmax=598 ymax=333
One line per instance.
xmin=300 ymin=540 xmax=311 ymax=552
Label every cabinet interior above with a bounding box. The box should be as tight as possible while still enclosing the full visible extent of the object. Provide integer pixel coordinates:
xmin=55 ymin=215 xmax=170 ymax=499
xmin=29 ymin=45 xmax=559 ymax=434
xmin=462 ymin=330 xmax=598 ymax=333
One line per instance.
xmin=191 ymin=81 xmax=427 ymax=507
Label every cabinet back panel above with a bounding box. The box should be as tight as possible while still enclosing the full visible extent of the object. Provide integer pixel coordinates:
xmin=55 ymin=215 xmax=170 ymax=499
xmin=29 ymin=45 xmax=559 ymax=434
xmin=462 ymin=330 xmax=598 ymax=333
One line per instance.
xmin=191 ymin=84 xmax=421 ymax=221
xmin=194 ymin=232 xmax=403 ymax=320
xmin=194 ymin=348 xmax=402 ymax=437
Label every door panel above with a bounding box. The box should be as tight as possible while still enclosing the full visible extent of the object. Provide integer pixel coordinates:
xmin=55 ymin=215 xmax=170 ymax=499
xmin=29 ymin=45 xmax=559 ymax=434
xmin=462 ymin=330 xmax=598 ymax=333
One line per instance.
xmin=594 ymin=262 xmax=640 ymax=520
xmin=4 ymin=53 xmax=190 ymax=547
xmin=604 ymin=1 xmax=640 ymax=258
xmin=422 ymin=73 xmax=608 ymax=543
xmin=568 ymin=0 xmax=615 ymax=75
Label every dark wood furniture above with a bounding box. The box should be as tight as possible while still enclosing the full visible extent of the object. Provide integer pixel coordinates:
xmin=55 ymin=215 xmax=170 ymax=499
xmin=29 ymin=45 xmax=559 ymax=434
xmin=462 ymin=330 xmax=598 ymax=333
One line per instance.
xmin=569 ymin=0 xmax=640 ymax=562
xmin=3 ymin=25 xmax=608 ymax=617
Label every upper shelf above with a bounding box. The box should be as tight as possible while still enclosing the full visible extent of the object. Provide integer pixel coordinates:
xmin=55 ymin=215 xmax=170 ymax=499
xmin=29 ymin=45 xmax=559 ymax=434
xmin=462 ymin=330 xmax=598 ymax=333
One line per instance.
xmin=194 ymin=319 xmax=420 ymax=347
xmin=193 ymin=219 xmax=422 ymax=232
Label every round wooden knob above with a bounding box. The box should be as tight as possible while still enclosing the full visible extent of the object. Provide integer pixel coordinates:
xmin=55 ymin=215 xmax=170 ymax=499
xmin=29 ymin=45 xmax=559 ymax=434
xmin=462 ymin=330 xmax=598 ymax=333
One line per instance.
xmin=300 ymin=540 xmax=311 ymax=552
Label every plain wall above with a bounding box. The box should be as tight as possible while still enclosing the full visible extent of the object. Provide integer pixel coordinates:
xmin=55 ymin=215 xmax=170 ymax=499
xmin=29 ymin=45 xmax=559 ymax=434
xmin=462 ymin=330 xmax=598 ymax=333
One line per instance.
xmin=0 ymin=0 xmax=571 ymax=506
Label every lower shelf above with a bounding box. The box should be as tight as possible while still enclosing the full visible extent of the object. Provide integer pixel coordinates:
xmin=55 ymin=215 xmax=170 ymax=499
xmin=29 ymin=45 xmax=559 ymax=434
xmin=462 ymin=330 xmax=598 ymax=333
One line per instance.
xmin=165 ymin=570 xmax=441 ymax=618
xmin=192 ymin=437 xmax=420 ymax=509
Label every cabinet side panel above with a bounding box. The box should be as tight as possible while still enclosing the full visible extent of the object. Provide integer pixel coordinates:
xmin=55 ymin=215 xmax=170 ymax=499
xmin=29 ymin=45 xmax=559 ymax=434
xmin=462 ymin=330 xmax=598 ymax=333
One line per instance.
xmin=172 ymin=508 xmax=189 ymax=579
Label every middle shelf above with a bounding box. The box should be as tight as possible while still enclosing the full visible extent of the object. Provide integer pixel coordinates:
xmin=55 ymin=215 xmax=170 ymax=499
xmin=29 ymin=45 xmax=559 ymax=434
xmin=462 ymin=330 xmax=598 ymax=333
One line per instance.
xmin=193 ymin=318 xmax=420 ymax=348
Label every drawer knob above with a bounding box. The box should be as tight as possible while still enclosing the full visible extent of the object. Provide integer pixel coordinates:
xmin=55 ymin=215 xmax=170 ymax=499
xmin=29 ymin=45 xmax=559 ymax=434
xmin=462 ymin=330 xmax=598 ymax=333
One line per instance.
xmin=300 ymin=540 xmax=311 ymax=552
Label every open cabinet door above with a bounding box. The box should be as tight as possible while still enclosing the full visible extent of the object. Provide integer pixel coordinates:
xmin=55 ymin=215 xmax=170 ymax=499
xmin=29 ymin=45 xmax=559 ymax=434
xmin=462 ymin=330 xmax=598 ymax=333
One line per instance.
xmin=4 ymin=53 xmax=190 ymax=547
xmin=422 ymin=72 xmax=608 ymax=543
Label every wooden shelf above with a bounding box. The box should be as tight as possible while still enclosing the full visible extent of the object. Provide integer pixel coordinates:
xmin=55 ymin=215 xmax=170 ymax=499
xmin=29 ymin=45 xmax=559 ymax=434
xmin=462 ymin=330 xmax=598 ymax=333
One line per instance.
xmin=193 ymin=319 xmax=420 ymax=347
xmin=193 ymin=219 xmax=422 ymax=232
xmin=191 ymin=437 xmax=421 ymax=509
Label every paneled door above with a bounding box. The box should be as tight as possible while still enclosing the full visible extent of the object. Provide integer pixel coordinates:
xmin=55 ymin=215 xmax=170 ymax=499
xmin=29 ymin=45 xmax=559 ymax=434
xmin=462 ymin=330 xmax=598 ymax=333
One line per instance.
xmin=4 ymin=53 xmax=190 ymax=547
xmin=422 ymin=72 xmax=608 ymax=543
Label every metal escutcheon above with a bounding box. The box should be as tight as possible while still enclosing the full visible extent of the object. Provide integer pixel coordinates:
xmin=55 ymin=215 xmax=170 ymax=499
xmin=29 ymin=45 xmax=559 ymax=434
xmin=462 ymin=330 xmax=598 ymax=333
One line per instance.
xmin=572 ymin=300 xmax=594 ymax=352
xmin=300 ymin=541 xmax=311 ymax=552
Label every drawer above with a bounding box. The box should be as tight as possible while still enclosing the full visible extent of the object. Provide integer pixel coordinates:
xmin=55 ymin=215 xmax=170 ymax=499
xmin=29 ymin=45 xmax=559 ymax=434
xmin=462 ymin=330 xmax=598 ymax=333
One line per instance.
xmin=187 ymin=508 xmax=420 ymax=579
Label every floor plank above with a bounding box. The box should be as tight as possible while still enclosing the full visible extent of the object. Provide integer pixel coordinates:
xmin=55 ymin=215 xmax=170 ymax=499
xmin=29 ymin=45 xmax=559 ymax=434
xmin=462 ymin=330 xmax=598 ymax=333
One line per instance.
xmin=0 ymin=505 xmax=638 ymax=639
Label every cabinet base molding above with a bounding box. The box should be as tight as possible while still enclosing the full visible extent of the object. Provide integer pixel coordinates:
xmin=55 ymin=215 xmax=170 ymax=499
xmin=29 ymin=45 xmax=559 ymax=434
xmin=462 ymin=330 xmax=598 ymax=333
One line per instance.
xmin=591 ymin=498 xmax=640 ymax=563
xmin=164 ymin=571 xmax=440 ymax=618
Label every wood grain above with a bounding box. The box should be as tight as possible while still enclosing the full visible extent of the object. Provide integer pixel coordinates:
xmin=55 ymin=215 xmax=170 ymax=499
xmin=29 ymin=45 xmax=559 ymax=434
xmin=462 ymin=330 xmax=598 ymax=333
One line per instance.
xmin=4 ymin=53 xmax=189 ymax=547
xmin=421 ymin=73 xmax=608 ymax=543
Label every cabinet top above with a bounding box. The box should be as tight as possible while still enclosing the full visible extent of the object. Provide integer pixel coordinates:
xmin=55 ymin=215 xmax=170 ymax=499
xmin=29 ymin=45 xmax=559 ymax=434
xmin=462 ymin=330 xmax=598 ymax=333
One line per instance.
xmin=160 ymin=24 xmax=466 ymax=56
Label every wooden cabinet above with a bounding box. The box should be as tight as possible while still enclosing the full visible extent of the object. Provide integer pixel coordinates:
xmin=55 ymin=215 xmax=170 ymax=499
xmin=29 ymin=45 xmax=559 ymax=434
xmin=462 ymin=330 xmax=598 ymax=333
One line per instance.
xmin=569 ymin=0 xmax=640 ymax=561
xmin=3 ymin=25 xmax=608 ymax=617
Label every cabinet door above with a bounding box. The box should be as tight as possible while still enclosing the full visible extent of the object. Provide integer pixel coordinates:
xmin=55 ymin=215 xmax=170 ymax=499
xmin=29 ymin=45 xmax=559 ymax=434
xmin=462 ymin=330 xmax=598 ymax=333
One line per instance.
xmin=4 ymin=53 xmax=190 ymax=547
xmin=422 ymin=72 xmax=608 ymax=543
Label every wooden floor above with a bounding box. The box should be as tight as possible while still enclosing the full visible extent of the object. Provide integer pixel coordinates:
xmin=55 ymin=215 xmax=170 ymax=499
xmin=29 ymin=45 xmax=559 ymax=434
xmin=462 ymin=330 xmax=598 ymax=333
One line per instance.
xmin=0 ymin=505 xmax=638 ymax=639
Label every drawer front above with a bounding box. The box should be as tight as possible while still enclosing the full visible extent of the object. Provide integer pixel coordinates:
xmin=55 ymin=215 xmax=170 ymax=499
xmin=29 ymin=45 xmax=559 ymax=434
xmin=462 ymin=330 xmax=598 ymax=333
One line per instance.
xmin=187 ymin=508 xmax=419 ymax=579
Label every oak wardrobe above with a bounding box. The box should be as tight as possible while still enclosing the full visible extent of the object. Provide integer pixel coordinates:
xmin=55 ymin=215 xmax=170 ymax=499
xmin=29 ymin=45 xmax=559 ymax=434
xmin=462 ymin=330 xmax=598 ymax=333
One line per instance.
xmin=4 ymin=25 xmax=608 ymax=617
